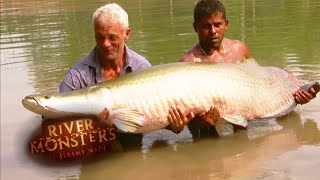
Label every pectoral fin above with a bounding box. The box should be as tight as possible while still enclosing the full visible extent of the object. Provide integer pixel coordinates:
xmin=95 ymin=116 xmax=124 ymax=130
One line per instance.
xmin=215 ymin=120 xmax=234 ymax=136
xmin=110 ymin=109 xmax=145 ymax=133
xmin=214 ymin=114 xmax=248 ymax=136
xmin=223 ymin=114 xmax=248 ymax=127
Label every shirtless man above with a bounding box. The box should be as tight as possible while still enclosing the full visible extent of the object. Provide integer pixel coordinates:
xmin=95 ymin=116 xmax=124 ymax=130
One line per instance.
xmin=180 ymin=0 xmax=251 ymax=63
xmin=167 ymin=0 xmax=318 ymax=136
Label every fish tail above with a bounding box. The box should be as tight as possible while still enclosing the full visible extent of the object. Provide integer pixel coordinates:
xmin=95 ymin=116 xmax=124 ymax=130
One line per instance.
xmin=300 ymin=82 xmax=320 ymax=94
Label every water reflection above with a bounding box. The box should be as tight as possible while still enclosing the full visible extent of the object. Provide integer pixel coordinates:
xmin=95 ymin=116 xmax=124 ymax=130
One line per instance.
xmin=77 ymin=111 xmax=320 ymax=180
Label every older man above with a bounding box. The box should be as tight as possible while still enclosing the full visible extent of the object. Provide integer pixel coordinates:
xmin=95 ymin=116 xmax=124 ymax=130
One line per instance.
xmin=58 ymin=3 xmax=194 ymax=149
xmin=58 ymin=3 xmax=151 ymax=150
xmin=59 ymin=3 xmax=151 ymax=93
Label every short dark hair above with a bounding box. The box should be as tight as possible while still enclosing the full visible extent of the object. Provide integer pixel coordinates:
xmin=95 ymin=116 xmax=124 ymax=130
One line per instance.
xmin=194 ymin=0 xmax=226 ymax=25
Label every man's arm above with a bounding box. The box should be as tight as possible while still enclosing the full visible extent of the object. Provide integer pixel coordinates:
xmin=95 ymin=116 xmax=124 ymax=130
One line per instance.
xmin=233 ymin=40 xmax=252 ymax=59
xmin=242 ymin=43 xmax=252 ymax=59
xmin=137 ymin=62 xmax=152 ymax=71
xmin=58 ymin=69 xmax=82 ymax=93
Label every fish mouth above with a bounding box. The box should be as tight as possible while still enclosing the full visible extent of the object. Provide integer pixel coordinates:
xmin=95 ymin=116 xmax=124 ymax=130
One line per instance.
xmin=22 ymin=95 xmax=41 ymax=111
xmin=22 ymin=95 xmax=61 ymax=118
xmin=22 ymin=95 xmax=51 ymax=113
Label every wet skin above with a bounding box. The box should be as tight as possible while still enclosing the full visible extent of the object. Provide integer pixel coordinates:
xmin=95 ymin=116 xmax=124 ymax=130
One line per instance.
xmin=168 ymin=13 xmax=318 ymax=133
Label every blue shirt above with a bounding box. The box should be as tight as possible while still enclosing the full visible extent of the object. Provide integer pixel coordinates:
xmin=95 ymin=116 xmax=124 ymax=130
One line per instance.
xmin=58 ymin=45 xmax=151 ymax=93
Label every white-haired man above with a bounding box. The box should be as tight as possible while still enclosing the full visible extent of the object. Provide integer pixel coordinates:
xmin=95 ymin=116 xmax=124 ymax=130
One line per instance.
xmin=58 ymin=3 xmax=193 ymax=150
xmin=58 ymin=3 xmax=153 ymax=150
xmin=59 ymin=3 xmax=151 ymax=92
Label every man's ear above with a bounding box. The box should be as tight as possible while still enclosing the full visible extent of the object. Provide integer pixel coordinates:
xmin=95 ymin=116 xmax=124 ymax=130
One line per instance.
xmin=193 ymin=22 xmax=198 ymax=32
xmin=225 ymin=19 xmax=229 ymax=30
xmin=124 ymin=28 xmax=131 ymax=41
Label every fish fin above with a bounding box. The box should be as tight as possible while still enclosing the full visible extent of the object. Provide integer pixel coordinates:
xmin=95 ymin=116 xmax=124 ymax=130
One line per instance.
xmin=214 ymin=120 xmax=234 ymax=136
xmin=110 ymin=109 xmax=145 ymax=133
xmin=223 ymin=114 xmax=248 ymax=127
xmin=214 ymin=114 xmax=248 ymax=136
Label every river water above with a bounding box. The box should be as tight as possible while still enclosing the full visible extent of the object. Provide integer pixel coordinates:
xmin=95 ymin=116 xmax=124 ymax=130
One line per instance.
xmin=1 ymin=0 xmax=320 ymax=179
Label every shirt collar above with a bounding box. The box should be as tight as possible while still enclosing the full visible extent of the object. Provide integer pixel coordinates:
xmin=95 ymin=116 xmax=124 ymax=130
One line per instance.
xmin=121 ymin=45 xmax=134 ymax=73
xmin=82 ymin=47 xmax=100 ymax=69
xmin=84 ymin=45 xmax=134 ymax=69
xmin=83 ymin=45 xmax=134 ymax=76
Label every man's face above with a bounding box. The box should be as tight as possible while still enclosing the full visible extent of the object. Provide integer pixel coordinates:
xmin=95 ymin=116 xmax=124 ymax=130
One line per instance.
xmin=94 ymin=22 xmax=130 ymax=62
xmin=194 ymin=13 xmax=228 ymax=50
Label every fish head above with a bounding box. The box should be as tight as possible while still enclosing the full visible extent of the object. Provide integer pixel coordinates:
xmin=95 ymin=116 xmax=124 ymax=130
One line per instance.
xmin=22 ymin=88 xmax=114 ymax=119
xmin=22 ymin=94 xmax=66 ymax=118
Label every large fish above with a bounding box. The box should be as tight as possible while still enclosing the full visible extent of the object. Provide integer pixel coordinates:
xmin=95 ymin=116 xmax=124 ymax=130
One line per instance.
xmin=22 ymin=62 xmax=319 ymax=135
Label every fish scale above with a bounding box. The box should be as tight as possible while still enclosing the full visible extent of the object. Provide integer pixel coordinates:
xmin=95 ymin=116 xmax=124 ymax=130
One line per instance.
xmin=22 ymin=62 xmax=316 ymax=134
xmin=104 ymin=63 xmax=303 ymax=133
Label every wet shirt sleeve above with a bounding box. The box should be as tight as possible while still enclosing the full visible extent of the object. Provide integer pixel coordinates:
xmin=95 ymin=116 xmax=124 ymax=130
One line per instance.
xmin=137 ymin=61 xmax=152 ymax=70
xmin=57 ymin=48 xmax=100 ymax=93
xmin=124 ymin=46 xmax=152 ymax=72
xmin=58 ymin=68 xmax=83 ymax=93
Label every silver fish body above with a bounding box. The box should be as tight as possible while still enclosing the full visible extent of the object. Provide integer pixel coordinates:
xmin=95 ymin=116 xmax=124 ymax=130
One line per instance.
xmin=22 ymin=62 xmax=315 ymax=134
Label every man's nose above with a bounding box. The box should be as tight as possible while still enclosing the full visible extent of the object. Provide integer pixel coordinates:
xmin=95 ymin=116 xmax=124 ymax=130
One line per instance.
xmin=102 ymin=39 xmax=112 ymax=47
xmin=209 ymin=25 xmax=217 ymax=34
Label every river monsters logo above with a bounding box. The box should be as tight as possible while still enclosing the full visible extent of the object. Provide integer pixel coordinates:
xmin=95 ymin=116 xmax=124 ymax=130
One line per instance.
xmin=30 ymin=117 xmax=116 ymax=160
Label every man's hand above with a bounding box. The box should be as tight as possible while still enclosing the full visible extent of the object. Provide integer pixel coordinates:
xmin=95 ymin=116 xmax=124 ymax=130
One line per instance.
xmin=167 ymin=106 xmax=195 ymax=133
xmin=98 ymin=107 xmax=109 ymax=120
xmin=294 ymin=87 xmax=317 ymax=105
xmin=98 ymin=107 xmax=111 ymax=126
xmin=198 ymin=106 xmax=220 ymax=126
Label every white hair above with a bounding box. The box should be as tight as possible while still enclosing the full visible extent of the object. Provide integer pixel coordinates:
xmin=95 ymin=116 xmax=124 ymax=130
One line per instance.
xmin=92 ymin=3 xmax=129 ymax=30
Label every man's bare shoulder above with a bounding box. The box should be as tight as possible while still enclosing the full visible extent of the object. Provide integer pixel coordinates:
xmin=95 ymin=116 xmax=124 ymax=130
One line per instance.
xmin=179 ymin=53 xmax=197 ymax=62
xmin=225 ymin=38 xmax=246 ymax=48
xmin=179 ymin=44 xmax=203 ymax=62
xmin=225 ymin=38 xmax=252 ymax=58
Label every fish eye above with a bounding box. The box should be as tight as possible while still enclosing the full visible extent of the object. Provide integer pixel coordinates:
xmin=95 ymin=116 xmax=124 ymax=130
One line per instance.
xmin=44 ymin=95 xmax=51 ymax=99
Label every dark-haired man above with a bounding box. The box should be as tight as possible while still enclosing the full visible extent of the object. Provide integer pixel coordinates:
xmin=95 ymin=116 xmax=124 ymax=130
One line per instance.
xmin=167 ymin=0 xmax=318 ymax=137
